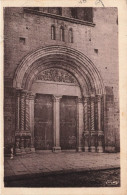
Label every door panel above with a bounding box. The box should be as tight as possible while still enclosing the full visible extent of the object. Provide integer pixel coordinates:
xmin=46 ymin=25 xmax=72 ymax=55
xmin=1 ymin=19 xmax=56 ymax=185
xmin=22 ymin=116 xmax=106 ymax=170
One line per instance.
xmin=34 ymin=94 xmax=53 ymax=150
xmin=60 ymin=96 xmax=77 ymax=149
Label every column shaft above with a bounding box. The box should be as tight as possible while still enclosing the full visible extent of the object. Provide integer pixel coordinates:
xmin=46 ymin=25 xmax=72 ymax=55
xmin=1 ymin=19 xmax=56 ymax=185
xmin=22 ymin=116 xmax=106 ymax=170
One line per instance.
xmin=25 ymin=93 xmax=30 ymax=132
xmin=20 ymin=90 xmax=26 ymax=131
xmin=83 ymin=97 xmax=89 ymax=152
xmin=77 ymin=98 xmax=84 ymax=152
xmin=97 ymin=95 xmax=104 ymax=153
xmin=15 ymin=89 xmax=21 ymax=155
xmin=90 ymin=95 xmax=96 ymax=152
xmin=15 ymin=89 xmax=21 ymax=131
xmin=29 ymin=93 xmax=35 ymax=152
xmin=52 ymin=95 xmax=62 ymax=152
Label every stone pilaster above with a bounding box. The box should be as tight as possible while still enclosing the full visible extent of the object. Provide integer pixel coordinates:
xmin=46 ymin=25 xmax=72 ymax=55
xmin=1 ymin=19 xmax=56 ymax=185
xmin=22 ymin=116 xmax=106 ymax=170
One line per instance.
xmin=52 ymin=95 xmax=62 ymax=152
xmin=90 ymin=95 xmax=96 ymax=152
xmin=83 ymin=96 xmax=89 ymax=152
xmin=97 ymin=95 xmax=104 ymax=153
xmin=77 ymin=98 xmax=84 ymax=152
xmin=29 ymin=92 xmax=35 ymax=152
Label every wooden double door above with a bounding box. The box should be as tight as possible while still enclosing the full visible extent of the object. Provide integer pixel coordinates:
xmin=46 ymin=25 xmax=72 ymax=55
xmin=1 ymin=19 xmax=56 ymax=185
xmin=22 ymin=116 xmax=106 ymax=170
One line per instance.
xmin=34 ymin=94 xmax=77 ymax=150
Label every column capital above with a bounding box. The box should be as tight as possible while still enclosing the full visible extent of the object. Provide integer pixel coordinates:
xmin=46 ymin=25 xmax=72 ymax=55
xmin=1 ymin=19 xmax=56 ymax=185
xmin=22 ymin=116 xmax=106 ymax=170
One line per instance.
xmin=96 ymin=94 xmax=102 ymax=102
xmin=83 ymin=96 xmax=89 ymax=103
xmin=52 ymin=95 xmax=62 ymax=102
xmin=16 ymin=88 xmax=22 ymax=96
xmin=77 ymin=97 xmax=83 ymax=103
xmin=90 ymin=94 xmax=95 ymax=101
xmin=16 ymin=88 xmax=22 ymax=92
xmin=21 ymin=90 xmax=28 ymax=97
xmin=29 ymin=92 xmax=35 ymax=100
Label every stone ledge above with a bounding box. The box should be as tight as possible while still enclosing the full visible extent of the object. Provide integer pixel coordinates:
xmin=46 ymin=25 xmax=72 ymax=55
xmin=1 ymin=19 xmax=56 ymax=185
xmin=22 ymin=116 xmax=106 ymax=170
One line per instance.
xmin=23 ymin=8 xmax=96 ymax=27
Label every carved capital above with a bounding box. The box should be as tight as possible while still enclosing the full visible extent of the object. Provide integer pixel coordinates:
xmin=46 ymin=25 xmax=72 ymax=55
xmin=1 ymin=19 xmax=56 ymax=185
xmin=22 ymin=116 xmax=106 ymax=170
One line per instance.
xmin=77 ymin=97 xmax=83 ymax=103
xmin=21 ymin=90 xmax=27 ymax=98
xmin=83 ymin=96 xmax=89 ymax=103
xmin=97 ymin=94 xmax=102 ymax=102
xmin=90 ymin=94 xmax=95 ymax=101
xmin=29 ymin=92 xmax=35 ymax=100
xmin=16 ymin=88 xmax=22 ymax=97
xmin=52 ymin=95 xmax=62 ymax=102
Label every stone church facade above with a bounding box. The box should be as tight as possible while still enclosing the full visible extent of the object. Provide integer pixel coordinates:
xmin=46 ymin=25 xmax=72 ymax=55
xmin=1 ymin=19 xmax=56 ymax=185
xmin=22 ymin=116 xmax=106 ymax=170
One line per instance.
xmin=4 ymin=7 xmax=119 ymax=155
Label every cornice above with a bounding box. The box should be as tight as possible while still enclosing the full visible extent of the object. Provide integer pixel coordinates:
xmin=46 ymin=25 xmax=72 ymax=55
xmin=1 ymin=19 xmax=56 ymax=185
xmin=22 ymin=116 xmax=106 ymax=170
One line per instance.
xmin=23 ymin=8 xmax=95 ymax=27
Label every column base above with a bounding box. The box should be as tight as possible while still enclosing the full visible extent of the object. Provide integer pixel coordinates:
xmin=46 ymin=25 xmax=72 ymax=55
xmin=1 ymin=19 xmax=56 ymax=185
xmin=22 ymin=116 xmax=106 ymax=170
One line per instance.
xmin=90 ymin=146 xmax=96 ymax=152
xmin=31 ymin=147 xmax=35 ymax=152
xmin=84 ymin=146 xmax=89 ymax=152
xmin=25 ymin=147 xmax=31 ymax=153
xmin=52 ymin=147 xmax=61 ymax=152
xmin=77 ymin=147 xmax=82 ymax=152
xmin=97 ymin=146 xmax=103 ymax=153
xmin=105 ymin=146 xmax=115 ymax=153
xmin=15 ymin=148 xmax=21 ymax=155
xmin=20 ymin=148 xmax=26 ymax=154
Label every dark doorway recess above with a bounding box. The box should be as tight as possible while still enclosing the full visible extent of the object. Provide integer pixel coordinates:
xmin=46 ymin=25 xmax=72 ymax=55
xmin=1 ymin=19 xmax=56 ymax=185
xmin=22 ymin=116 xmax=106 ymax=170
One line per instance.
xmin=34 ymin=94 xmax=53 ymax=150
xmin=60 ymin=96 xmax=77 ymax=150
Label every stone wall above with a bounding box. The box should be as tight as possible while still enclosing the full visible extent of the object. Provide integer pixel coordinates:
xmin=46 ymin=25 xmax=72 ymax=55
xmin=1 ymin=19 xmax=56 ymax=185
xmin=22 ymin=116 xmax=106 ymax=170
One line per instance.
xmin=4 ymin=7 xmax=119 ymax=152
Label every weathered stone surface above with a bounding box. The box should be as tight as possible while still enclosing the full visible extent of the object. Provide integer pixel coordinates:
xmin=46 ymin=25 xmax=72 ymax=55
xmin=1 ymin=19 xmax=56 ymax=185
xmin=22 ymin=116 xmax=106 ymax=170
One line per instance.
xmin=4 ymin=8 xmax=119 ymax=153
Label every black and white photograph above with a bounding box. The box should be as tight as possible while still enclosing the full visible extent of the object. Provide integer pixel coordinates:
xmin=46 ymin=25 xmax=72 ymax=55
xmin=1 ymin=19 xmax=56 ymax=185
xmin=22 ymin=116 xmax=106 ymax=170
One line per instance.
xmin=3 ymin=6 xmax=121 ymax=189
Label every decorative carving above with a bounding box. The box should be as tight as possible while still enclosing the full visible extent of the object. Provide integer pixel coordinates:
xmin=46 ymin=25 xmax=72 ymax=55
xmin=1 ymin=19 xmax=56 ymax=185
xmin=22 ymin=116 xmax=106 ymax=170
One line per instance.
xmin=52 ymin=95 xmax=62 ymax=102
xmin=90 ymin=96 xmax=95 ymax=131
xmin=36 ymin=68 xmax=78 ymax=85
xmin=77 ymin=98 xmax=83 ymax=103
xmin=25 ymin=93 xmax=30 ymax=131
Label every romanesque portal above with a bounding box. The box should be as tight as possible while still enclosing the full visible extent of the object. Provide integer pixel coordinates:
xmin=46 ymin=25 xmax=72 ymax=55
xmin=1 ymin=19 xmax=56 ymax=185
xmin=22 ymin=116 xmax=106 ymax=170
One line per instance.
xmin=13 ymin=46 xmax=105 ymax=154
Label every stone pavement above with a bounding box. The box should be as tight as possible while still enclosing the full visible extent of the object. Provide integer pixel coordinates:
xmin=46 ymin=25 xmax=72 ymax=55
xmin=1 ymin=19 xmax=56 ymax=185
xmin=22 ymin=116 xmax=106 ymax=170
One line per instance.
xmin=4 ymin=151 xmax=120 ymax=181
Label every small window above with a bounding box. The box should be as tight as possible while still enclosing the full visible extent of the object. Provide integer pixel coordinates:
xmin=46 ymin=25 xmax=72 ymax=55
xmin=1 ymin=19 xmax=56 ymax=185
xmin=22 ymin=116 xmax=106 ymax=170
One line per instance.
xmin=69 ymin=28 xmax=73 ymax=43
xmin=60 ymin=26 xmax=64 ymax=41
xmin=19 ymin=37 xmax=25 ymax=45
xmin=71 ymin=8 xmax=77 ymax=19
xmin=51 ymin=25 xmax=55 ymax=40
xmin=58 ymin=8 xmax=62 ymax=16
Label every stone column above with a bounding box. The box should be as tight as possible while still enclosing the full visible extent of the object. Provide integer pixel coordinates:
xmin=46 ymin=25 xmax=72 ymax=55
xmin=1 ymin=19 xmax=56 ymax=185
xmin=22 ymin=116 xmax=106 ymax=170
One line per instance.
xmin=20 ymin=90 xmax=26 ymax=153
xmin=25 ymin=92 xmax=31 ymax=153
xmin=52 ymin=95 xmax=62 ymax=152
xmin=25 ymin=93 xmax=30 ymax=132
xmin=15 ymin=89 xmax=21 ymax=132
xmin=77 ymin=98 xmax=84 ymax=152
xmin=83 ymin=96 xmax=89 ymax=152
xmin=15 ymin=89 xmax=21 ymax=155
xmin=29 ymin=92 xmax=35 ymax=152
xmin=20 ymin=90 xmax=26 ymax=132
xmin=97 ymin=95 xmax=104 ymax=153
xmin=90 ymin=95 xmax=96 ymax=152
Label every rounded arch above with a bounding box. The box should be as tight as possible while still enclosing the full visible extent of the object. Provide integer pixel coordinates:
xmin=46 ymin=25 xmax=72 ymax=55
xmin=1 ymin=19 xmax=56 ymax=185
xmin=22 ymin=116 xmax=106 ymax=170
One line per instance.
xmin=13 ymin=45 xmax=105 ymax=96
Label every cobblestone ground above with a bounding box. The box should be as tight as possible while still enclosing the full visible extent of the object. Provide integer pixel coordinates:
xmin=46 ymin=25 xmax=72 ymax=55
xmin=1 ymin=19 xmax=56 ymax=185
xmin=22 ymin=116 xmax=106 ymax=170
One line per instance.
xmin=5 ymin=168 xmax=120 ymax=187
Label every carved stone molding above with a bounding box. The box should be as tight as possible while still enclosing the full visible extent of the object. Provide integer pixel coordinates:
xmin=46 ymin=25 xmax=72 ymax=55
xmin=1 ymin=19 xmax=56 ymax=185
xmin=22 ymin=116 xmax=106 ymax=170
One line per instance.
xmin=36 ymin=68 xmax=78 ymax=85
xmin=77 ymin=97 xmax=83 ymax=103
xmin=52 ymin=95 xmax=62 ymax=102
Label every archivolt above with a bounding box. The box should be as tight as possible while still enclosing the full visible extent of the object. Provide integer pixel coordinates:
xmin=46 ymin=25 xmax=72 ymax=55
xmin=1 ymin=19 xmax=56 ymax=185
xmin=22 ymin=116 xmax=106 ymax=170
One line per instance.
xmin=13 ymin=45 xmax=105 ymax=96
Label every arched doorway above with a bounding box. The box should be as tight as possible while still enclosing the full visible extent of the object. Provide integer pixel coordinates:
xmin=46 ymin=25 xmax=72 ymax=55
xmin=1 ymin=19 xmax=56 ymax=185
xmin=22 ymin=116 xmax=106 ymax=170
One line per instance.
xmin=13 ymin=45 xmax=105 ymax=154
